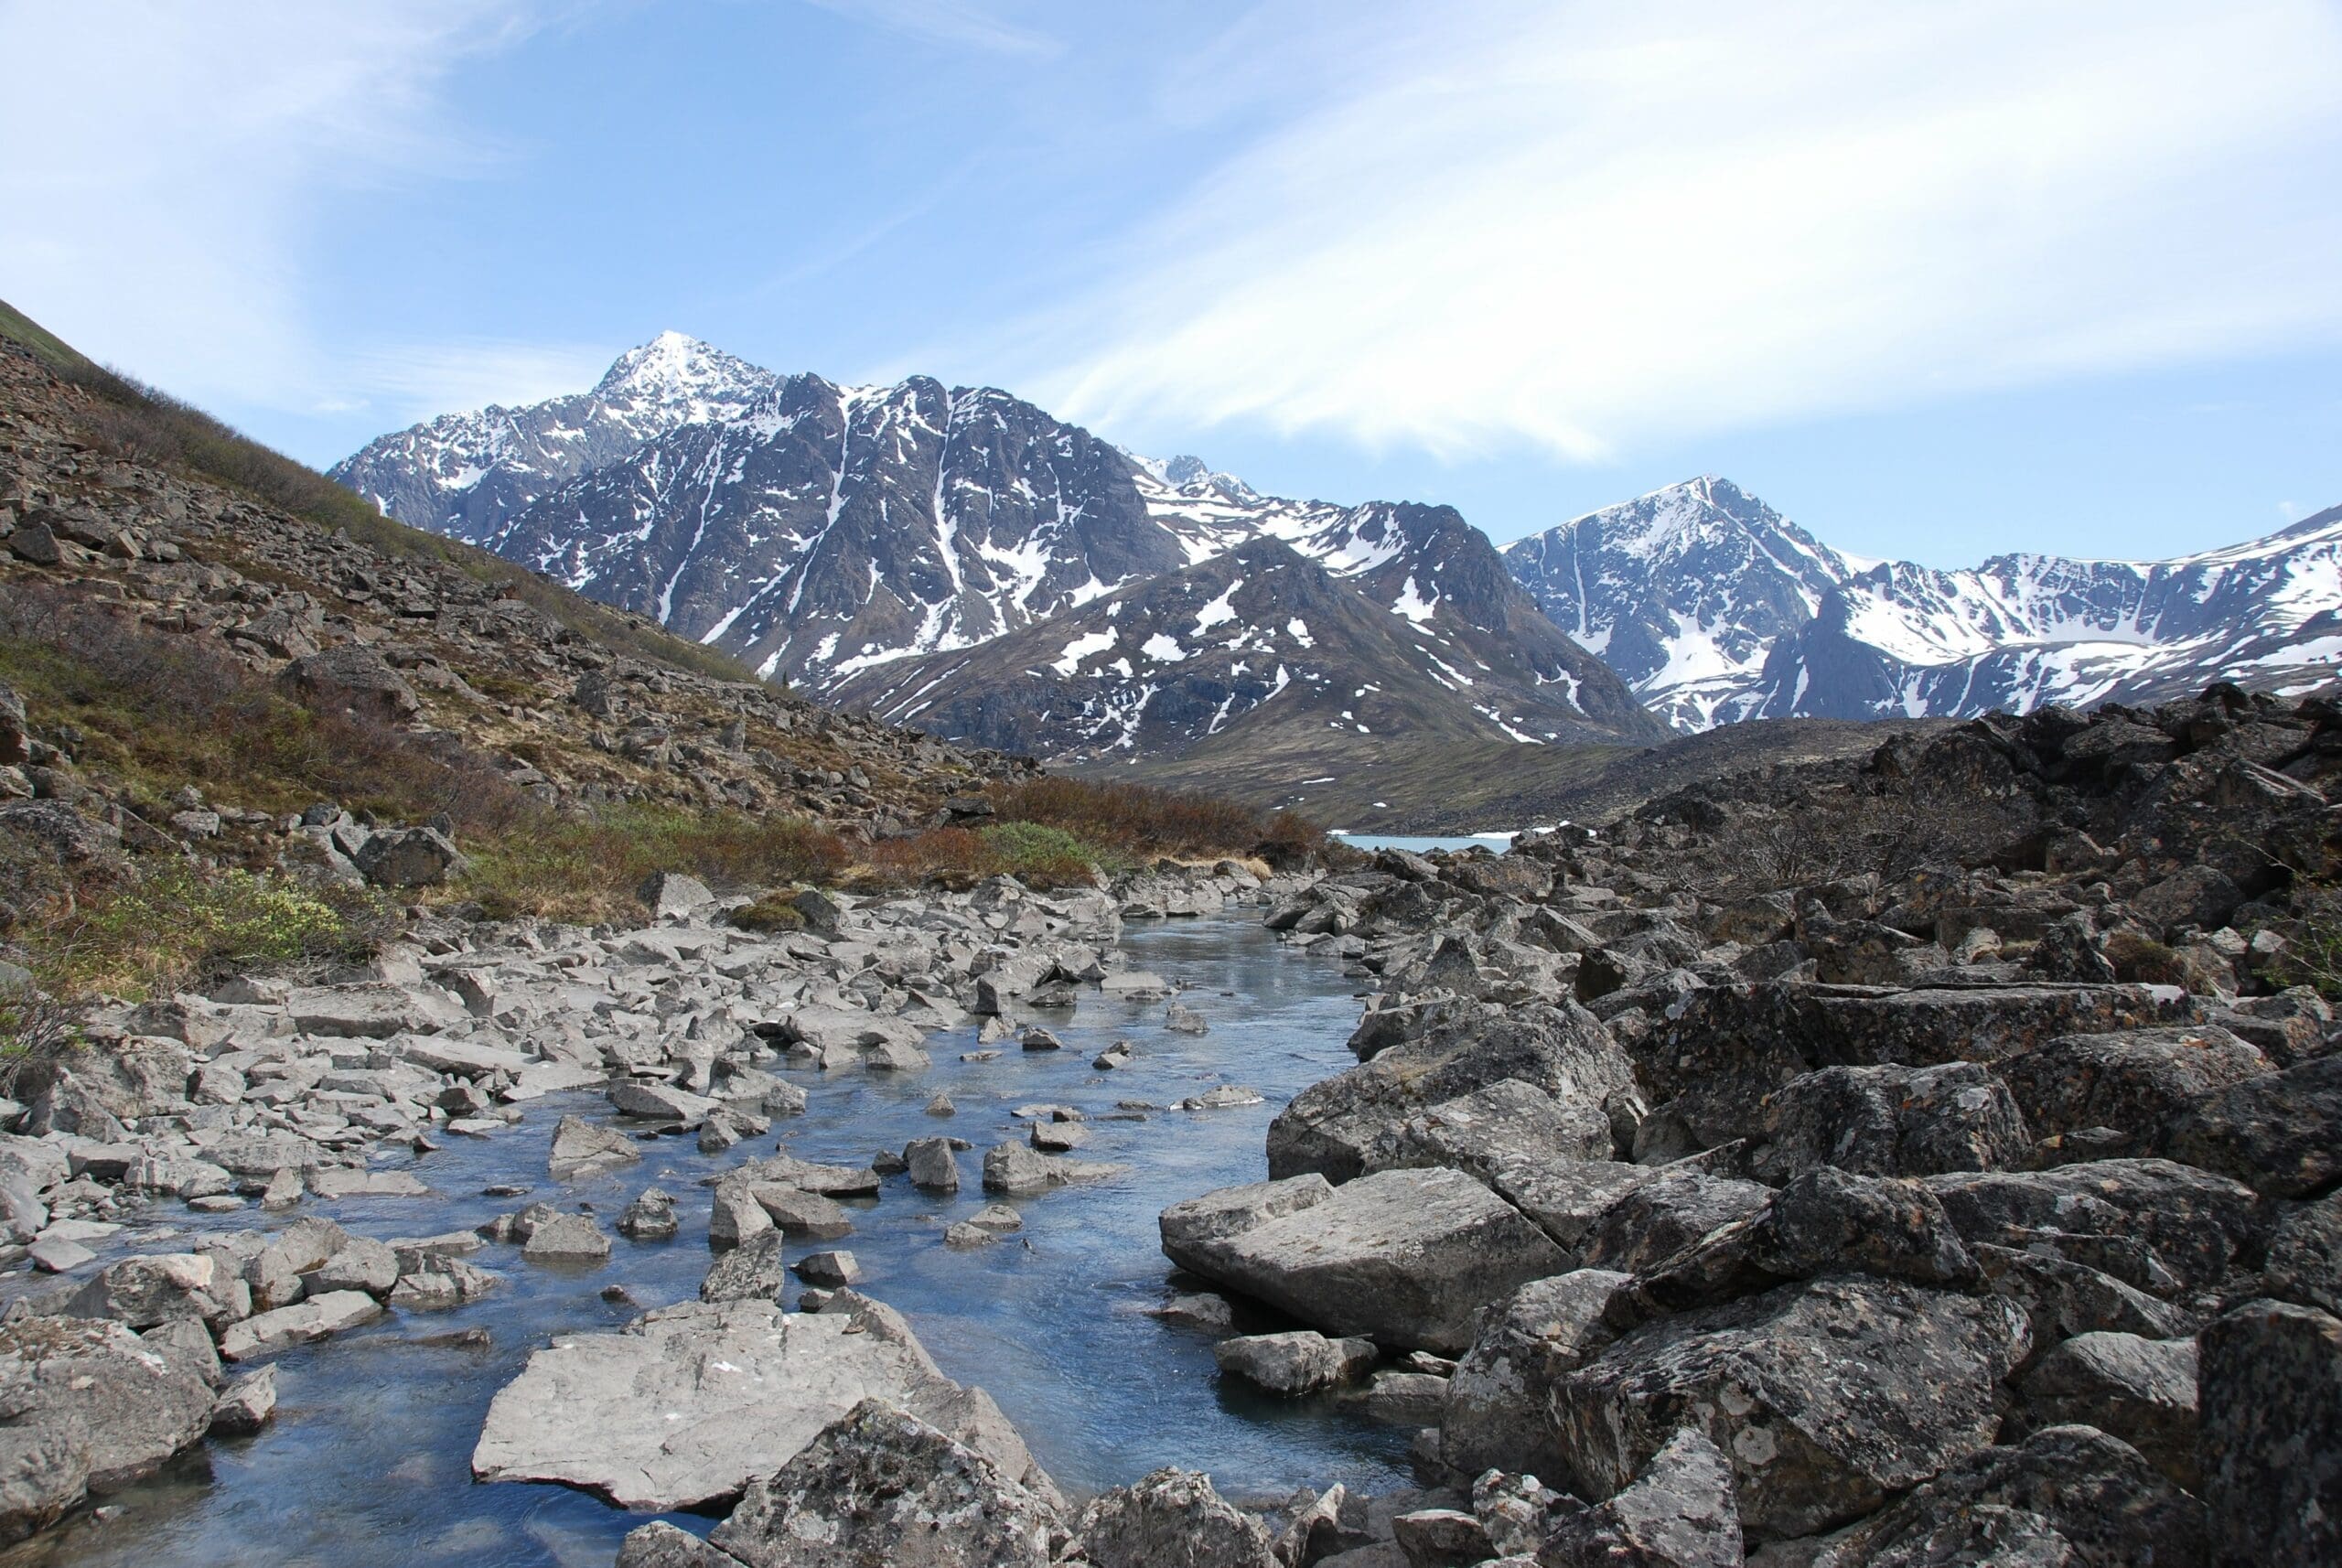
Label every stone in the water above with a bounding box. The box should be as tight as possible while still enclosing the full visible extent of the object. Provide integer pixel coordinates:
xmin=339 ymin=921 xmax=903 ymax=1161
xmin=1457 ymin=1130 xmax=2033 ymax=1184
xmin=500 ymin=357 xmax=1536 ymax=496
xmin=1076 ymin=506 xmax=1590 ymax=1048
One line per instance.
xmin=905 ymin=1136 xmax=962 ymax=1194
xmin=791 ymin=1250 xmax=862 ymax=1287
xmin=618 ymin=1187 xmax=679 ymax=1240
xmin=1179 ymin=1085 xmax=1265 ymax=1112
xmin=1077 ymin=1466 xmax=1274 ymax=1568
xmin=1165 ymin=1002 xmax=1210 ymax=1035
xmin=1539 ymin=1428 xmax=1741 ymax=1568
xmin=547 ymin=1114 xmax=639 ymax=1181
xmin=753 ymin=1185 xmax=854 ymax=1240
xmin=699 ymin=1400 xmax=1065 ymax=1568
xmin=700 ymin=1232 xmax=791 ymax=1304
xmin=1161 ymin=1166 xmax=1565 ymax=1354
xmin=521 ymin=1212 xmax=611 ymax=1263
xmin=471 ymin=1294 xmax=1056 ymax=1512
xmin=0 ymin=1316 xmax=214 ymax=1495
xmin=1213 ymin=1331 xmax=1378 ymax=1395
xmin=219 ymin=1291 xmax=385 ymax=1361
xmin=209 ymin=1365 xmax=278 ymax=1436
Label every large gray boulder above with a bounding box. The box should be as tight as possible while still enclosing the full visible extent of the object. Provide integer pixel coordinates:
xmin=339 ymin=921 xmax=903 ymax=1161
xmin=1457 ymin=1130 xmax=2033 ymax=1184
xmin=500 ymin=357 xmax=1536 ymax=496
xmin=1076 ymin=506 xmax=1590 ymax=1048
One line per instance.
xmin=2016 ymin=1330 xmax=2199 ymax=1490
xmin=1999 ymin=1025 xmax=2270 ymax=1155
xmin=2167 ymin=1052 xmax=2342 ymax=1197
xmin=1441 ymin=1270 xmax=1632 ymax=1484
xmin=1161 ymin=1166 xmax=1567 ymax=1354
xmin=1268 ymin=1004 xmax=1633 ymax=1182
xmin=1747 ymin=1060 xmax=2032 ymax=1185
xmin=0 ymin=1316 xmax=214 ymax=1494
xmin=1922 ymin=1158 xmax=2263 ymax=1294
xmin=695 ymin=1400 xmax=1066 ymax=1568
xmin=1634 ymin=983 xmax=2175 ymax=1150
xmin=1808 ymin=1423 xmax=2205 ymax=1568
xmin=1547 ymin=1276 xmax=2030 ymax=1540
xmin=471 ymin=1294 xmax=1056 ymax=1512
xmin=1213 ymin=1332 xmax=1378 ymax=1395
xmin=2198 ymin=1298 xmax=2342 ymax=1567
xmin=1539 ymin=1428 xmax=1743 ymax=1568
xmin=2264 ymin=1188 xmax=2342 ymax=1315
xmin=1076 ymin=1467 xmax=1277 ymax=1568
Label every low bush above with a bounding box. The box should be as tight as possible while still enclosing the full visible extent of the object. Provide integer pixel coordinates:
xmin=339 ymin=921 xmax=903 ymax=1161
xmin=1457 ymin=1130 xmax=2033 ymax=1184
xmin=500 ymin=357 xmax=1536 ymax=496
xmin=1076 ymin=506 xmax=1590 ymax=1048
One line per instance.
xmin=461 ymin=805 xmax=848 ymax=924
xmin=728 ymin=889 xmax=808 ymax=933
xmin=0 ymin=583 xmax=528 ymax=834
xmin=985 ymin=776 xmax=1322 ymax=864
xmin=33 ymin=862 xmax=390 ymax=1004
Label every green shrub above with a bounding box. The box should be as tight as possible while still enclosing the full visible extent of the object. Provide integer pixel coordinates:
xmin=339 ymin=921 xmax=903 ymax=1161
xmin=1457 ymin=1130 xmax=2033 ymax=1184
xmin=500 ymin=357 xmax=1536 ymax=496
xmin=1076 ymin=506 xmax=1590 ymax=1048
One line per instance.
xmin=728 ymin=889 xmax=809 ymax=933
xmin=462 ymin=805 xmax=848 ymax=924
xmin=978 ymin=821 xmax=1104 ymax=886
xmin=38 ymin=863 xmax=387 ymax=1002
xmin=986 ymin=775 xmax=1321 ymax=863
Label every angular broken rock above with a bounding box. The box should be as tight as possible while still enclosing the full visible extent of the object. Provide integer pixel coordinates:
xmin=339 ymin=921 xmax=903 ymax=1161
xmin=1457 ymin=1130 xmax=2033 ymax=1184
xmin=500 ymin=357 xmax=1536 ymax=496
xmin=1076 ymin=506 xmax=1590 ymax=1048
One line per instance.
xmin=1161 ymin=1165 xmax=1566 ymax=1354
xmin=1548 ymin=1276 xmax=2030 ymax=1540
xmin=218 ymin=1290 xmax=385 ymax=1361
xmin=1747 ymin=1060 xmax=2033 ymax=1185
xmin=905 ymin=1136 xmax=962 ymax=1194
xmin=1213 ymin=1331 xmax=1378 ymax=1395
xmin=2016 ymin=1329 xmax=2198 ymax=1490
xmin=209 ymin=1365 xmax=278 ymax=1436
xmin=1540 ymin=1428 xmax=1742 ymax=1568
xmin=548 ymin=1114 xmax=639 ymax=1181
xmin=700 ymin=1231 xmax=792 ymax=1304
xmin=619 ymin=1187 xmax=680 ymax=1240
xmin=1077 ymin=1466 xmax=1275 ymax=1568
xmin=521 ymin=1212 xmax=611 ymax=1263
xmin=1809 ymin=1423 xmax=2205 ymax=1568
xmin=471 ymin=1293 xmax=1056 ymax=1512
xmin=0 ymin=1315 xmax=215 ymax=1491
xmin=1442 ymin=1269 xmax=1633 ymax=1485
xmin=982 ymin=1143 xmax=1126 ymax=1197
xmin=2197 ymin=1298 xmax=2342 ymax=1567
xmin=693 ymin=1400 xmax=1065 ymax=1568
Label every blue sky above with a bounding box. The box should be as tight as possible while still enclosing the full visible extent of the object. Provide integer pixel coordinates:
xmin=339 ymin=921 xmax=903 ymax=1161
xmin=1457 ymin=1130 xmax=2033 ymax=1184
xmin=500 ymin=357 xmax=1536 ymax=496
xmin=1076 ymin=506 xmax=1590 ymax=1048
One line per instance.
xmin=5 ymin=0 xmax=2340 ymax=566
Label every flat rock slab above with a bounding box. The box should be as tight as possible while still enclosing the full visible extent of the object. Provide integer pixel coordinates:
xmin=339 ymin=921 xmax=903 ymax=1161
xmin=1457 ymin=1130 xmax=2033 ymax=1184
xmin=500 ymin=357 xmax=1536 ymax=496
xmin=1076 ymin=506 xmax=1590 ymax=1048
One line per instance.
xmin=219 ymin=1290 xmax=384 ymax=1361
xmin=1162 ymin=1165 xmax=1565 ymax=1354
xmin=471 ymin=1293 xmax=1053 ymax=1512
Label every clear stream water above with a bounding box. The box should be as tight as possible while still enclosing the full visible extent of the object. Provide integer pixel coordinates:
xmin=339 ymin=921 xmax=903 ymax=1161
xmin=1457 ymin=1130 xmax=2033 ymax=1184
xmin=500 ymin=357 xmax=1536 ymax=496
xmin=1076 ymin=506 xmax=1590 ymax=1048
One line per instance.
xmin=6 ymin=916 xmax=1413 ymax=1568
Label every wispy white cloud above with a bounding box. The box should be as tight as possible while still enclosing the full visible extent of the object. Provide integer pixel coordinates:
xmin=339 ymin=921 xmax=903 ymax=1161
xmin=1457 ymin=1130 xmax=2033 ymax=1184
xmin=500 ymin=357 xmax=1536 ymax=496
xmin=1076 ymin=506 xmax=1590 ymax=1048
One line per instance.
xmin=1010 ymin=0 xmax=2342 ymax=463
xmin=800 ymin=0 xmax=1058 ymax=59
xmin=0 ymin=0 xmax=565 ymax=422
xmin=340 ymin=338 xmax=618 ymax=422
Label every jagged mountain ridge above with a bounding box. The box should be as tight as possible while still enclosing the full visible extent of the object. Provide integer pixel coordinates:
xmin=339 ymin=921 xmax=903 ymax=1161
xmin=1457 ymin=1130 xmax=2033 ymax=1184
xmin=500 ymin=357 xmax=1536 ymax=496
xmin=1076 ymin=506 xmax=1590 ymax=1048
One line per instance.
xmin=334 ymin=335 xmax=1662 ymax=761
xmin=1505 ymin=478 xmax=2342 ymax=730
xmin=332 ymin=332 xmax=778 ymax=545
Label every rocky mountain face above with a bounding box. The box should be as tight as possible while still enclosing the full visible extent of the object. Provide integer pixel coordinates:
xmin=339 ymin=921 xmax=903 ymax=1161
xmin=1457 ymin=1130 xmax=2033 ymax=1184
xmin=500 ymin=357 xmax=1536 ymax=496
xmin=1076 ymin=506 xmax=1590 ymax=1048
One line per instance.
xmin=1506 ymin=477 xmax=2342 ymax=731
xmin=331 ymin=332 xmax=777 ymax=545
xmin=836 ymin=506 xmax=1659 ymax=764
xmin=336 ymin=337 xmax=1663 ymax=771
xmin=0 ymin=339 xmax=1033 ymax=842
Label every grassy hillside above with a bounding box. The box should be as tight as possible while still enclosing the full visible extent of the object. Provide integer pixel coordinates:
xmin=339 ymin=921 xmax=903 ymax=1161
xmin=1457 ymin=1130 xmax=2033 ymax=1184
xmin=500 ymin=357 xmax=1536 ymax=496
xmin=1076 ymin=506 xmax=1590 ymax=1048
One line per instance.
xmin=0 ymin=298 xmax=760 ymax=687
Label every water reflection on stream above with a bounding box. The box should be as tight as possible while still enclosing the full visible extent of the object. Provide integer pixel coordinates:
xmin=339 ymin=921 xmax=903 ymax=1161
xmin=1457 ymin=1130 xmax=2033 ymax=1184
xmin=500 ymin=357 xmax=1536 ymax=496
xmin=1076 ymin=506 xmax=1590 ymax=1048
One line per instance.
xmin=8 ymin=915 xmax=1412 ymax=1568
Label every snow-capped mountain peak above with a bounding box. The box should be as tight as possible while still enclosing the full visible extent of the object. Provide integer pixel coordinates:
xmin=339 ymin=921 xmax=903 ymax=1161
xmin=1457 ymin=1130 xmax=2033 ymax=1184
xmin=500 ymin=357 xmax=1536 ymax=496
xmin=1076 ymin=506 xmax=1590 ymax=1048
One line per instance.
xmin=589 ymin=330 xmax=776 ymax=420
xmin=1505 ymin=478 xmax=2341 ymax=730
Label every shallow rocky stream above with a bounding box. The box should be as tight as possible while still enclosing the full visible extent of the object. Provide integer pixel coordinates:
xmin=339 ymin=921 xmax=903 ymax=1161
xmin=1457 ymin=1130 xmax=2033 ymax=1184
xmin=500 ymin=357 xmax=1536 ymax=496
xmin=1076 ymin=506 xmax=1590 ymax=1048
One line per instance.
xmin=4 ymin=915 xmax=1409 ymax=1567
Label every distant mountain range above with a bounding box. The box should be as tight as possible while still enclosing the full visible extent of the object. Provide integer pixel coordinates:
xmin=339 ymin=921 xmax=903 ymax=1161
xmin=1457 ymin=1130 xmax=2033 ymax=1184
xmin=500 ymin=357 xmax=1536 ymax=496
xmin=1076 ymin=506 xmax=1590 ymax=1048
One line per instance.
xmin=1504 ymin=476 xmax=2342 ymax=730
xmin=335 ymin=334 xmax=2339 ymax=789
